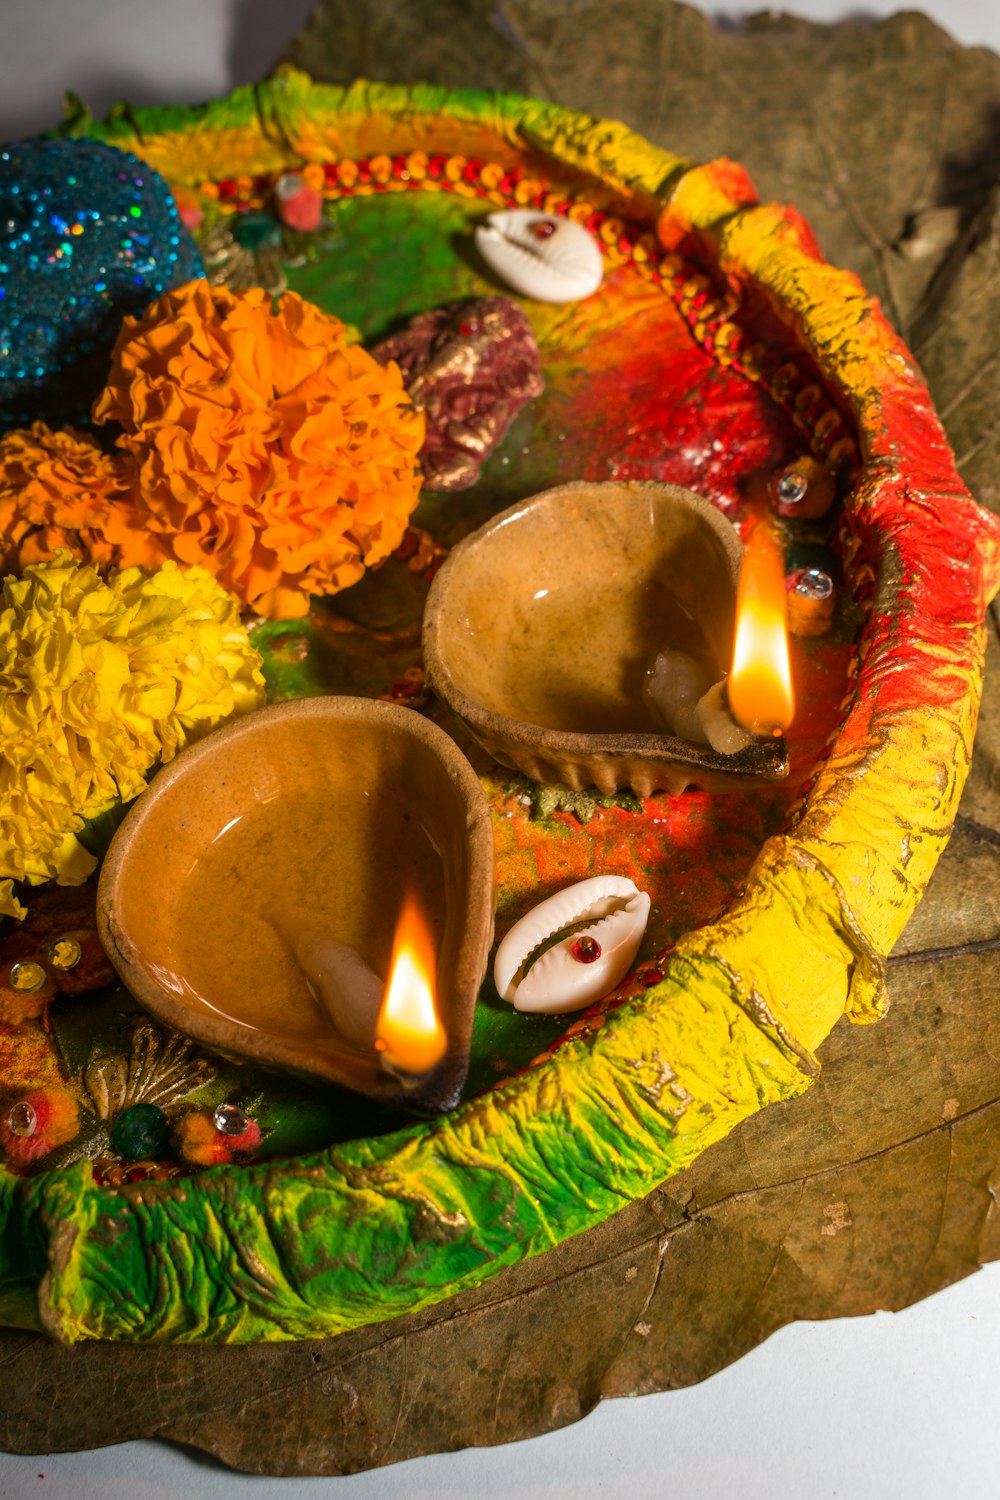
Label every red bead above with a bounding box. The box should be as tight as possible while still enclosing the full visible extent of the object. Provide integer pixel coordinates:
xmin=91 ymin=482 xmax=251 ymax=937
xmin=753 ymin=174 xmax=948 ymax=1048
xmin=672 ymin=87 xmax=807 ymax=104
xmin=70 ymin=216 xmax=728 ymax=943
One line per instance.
xmin=530 ymin=219 xmax=558 ymax=239
xmin=427 ymin=154 xmax=448 ymax=179
xmin=463 ymin=159 xmax=483 ymax=183
xmin=217 ymin=179 xmax=236 ymax=200
xmin=357 ymin=160 xmax=372 ymax=184
xmin=571 ymin=936 xmax=602 ymax=964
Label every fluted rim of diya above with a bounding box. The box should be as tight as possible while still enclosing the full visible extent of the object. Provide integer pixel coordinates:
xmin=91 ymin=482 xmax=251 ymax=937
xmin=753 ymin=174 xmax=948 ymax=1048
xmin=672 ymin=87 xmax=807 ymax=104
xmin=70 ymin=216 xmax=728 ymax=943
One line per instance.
xmin=423 ymin=480 xmax=789 ymax=795
xmin=3 ymin=72 xmax=1000 ymax=1346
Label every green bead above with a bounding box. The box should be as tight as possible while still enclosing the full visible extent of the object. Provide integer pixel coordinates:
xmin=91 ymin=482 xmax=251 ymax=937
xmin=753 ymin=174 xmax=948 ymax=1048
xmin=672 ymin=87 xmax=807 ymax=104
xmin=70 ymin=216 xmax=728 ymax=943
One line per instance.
xmin=232 ymin=214 xmax=281 ymax=251
xmin=110 ymin=1103 xmax=168 ymax=1161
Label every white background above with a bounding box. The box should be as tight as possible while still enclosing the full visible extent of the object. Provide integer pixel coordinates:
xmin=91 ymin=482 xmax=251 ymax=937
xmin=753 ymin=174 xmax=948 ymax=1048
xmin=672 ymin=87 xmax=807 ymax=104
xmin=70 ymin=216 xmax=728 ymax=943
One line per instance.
xmin=2 ymin=3 xmax=1000 ymax=1497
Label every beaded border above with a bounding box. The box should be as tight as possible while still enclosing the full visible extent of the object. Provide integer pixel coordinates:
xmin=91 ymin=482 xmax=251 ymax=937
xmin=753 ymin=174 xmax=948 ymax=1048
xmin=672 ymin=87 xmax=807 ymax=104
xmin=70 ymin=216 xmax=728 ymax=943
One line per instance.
xmin=198 ymin=151 xmax=859 ymax=472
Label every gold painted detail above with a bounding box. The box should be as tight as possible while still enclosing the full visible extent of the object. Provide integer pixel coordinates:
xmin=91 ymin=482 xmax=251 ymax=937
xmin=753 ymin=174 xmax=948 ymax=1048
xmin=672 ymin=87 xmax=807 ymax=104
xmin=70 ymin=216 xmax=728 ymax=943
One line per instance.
xmin=83 ymin=1023 xmax=217 ymax=1121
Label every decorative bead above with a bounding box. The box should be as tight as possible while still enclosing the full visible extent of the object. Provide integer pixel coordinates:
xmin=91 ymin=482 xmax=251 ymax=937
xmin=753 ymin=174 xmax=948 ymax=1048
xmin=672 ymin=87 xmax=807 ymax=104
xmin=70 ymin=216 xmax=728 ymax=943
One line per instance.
xmin=213 ymin=1103 xmax=251 ymax=1137
xmin=787 ymin=562 xmax=837 ymax=637
xmin=48 ymin=936 xmax=82 ymax=970
xmin=232 ymin=212 xmax=282 ymax=251
xmin=769 ymin=455 xmax=836 ymax=520
xmin=571 ymin=935 xmax=603 ymax=964
xmin=778 ymin=469 xmax=809 ymax=506
xmin=176 ymin=1106 xmax=261 ymax=1165
xmin=6 ymin=1100 xmax=37 ymax=1138
xmin=9 ymin=960 xmax=46 ymax=992
xmin=530 ymin=219 xmax=558 ymax=239
xmin=274 ymin=174 xmax=323 ymax=233
xmin=795 ymin=567 xmax=834 ymax=600
xmin=110 ymin=1102 xmax=168 ymax=1161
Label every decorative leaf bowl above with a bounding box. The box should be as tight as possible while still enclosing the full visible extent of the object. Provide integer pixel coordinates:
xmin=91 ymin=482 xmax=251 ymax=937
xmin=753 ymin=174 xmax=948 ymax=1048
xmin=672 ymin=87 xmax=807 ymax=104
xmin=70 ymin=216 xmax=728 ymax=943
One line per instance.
xmin=0 ymin=70 xmax=998 ymax=1347
xmin=423 ymin=479 xmax=787 ymax=795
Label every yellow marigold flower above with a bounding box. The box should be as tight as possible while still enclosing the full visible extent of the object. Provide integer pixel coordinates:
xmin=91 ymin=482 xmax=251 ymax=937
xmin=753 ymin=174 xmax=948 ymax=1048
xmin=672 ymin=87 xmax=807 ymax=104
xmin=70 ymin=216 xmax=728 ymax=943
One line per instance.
xmin=0 ymin=423 xmax=161 ymax=575
xmin=93 ymin=279 xmax=425 ymax=618
xmin=0 ymin=554 xmax=265 ymax=919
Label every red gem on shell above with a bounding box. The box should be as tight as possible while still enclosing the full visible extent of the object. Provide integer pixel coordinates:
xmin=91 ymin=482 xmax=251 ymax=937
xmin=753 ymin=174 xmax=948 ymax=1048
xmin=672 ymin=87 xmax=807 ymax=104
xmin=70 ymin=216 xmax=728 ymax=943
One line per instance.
xmin=530 ymin=219 xmax=558 ymax=239
xmin=571 ymin=936 xmax=602 ymax=964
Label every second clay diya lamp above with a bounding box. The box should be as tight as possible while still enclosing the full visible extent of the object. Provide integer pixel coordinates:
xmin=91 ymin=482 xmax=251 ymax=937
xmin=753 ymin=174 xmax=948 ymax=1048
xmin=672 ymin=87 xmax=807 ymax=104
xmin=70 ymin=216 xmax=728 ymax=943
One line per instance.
xmin=423 ymin=480 xmax=791 ymax=796
xmin=97 ymin=698 xmax=496 ymax=1113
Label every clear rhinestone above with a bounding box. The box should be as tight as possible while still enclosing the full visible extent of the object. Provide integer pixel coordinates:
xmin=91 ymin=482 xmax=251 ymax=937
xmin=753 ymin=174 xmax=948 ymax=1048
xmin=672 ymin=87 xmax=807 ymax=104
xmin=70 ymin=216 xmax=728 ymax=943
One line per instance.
xmin=9 ymin=960 xmax=46 ymax=993
xmin=48 ymin=936 xmax=83 ymax=970
xmin=795 ymin=567 xmax=834 ymax=600
xmin=6 ymin=1100 xmax=38 ymax=1137
xmin=213 ymin=1103 xmax=250 ymax=1137
xmin=777 ymin=469 xmax=809 ymax=505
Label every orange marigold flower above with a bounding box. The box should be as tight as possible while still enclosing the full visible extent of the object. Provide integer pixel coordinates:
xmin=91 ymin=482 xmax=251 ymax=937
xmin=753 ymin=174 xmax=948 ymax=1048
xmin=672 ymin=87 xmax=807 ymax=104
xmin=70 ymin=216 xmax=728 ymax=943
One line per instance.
xmin=0 ymin=423 xmax=161 ymax=574
xmin=93 ymin=279 xmax=425 ymax=617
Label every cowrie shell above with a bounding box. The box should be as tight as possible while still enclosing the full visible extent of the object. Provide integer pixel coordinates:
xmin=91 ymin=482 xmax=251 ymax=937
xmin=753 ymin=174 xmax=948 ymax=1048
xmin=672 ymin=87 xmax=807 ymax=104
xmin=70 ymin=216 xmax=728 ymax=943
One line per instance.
xmin=475 ymin=210 xmax=604 ymax=303
xmin=494 ymin=875 xmax=650 ymax=1014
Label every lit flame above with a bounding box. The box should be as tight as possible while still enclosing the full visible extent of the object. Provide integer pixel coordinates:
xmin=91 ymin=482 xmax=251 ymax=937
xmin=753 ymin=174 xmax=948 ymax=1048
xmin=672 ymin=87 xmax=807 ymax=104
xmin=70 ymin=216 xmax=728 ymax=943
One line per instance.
xmin=728 ymin=517 xmax=795 ymax=735
xmin=375 ymin=893 xmax=447 ymax=1076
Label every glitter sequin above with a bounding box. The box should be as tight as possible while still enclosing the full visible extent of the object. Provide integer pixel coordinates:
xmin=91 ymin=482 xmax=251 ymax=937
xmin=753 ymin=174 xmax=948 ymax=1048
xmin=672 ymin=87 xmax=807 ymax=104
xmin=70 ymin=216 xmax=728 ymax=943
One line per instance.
xmin=0 ymin=138 xmax=203 ymax=432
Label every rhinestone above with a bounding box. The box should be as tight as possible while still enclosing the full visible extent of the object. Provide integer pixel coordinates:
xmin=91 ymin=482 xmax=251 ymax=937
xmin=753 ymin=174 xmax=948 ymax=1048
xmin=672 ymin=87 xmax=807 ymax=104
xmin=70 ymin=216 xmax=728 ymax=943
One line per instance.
xmin=777 ymin=469 xmax=809 ymax=505
xmin=530 ymin=219 xmax=558 ymax=239
xmin=48 ymin=936 xmax=82 ymax=970
xmin=213 ymin=1103 xmax=250 ymax=1137
xmin=571 ymin=935 xmax=602 ymax=964
xmin=795 ymin=567 xmax=834 ymax=600
xmin=6 ymin=1100 xmax=37 ymax=1137
xmin=9 ymin=960 xmax=46 ymax=992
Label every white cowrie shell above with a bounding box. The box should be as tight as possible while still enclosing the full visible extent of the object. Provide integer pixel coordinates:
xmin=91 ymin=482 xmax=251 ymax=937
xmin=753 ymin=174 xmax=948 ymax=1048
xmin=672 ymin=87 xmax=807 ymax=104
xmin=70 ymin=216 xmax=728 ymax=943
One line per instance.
xmin=494 ymin=875 xmax=651 ymax=1014
xmin=475 ymin=210 xmax=604 ymax=303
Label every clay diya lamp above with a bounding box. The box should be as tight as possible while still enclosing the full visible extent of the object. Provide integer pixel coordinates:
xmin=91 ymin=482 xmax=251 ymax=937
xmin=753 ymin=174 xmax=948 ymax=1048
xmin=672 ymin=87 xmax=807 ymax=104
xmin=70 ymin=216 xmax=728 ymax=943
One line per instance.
xmin=423 ymin=480 xmax=789 ymax=796
xmin=97 ymin=698 xmax=495 ymax=1113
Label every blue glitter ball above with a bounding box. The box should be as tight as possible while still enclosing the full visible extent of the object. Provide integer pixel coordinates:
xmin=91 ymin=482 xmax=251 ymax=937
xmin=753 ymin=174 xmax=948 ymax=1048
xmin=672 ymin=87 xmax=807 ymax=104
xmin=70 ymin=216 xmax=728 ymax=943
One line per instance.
xmin=0 ymin=137 xmax=203 ymax=432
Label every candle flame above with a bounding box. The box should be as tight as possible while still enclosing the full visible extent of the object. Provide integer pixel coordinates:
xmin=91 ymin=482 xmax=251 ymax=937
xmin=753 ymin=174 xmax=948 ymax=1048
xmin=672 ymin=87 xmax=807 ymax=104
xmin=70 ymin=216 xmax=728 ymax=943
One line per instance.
xmin=728 ymin=517 xmax=794 ymax=735
xmin=375 ymin=893 xmax=447 ymax=1075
